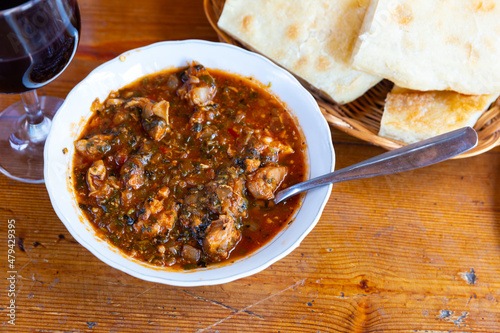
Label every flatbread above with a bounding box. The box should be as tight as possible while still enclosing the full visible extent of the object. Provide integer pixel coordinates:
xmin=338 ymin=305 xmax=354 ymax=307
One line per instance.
xmin=379 ymin=86 xmax=499 ymax=144
xmin=217 ymin=0 xmax=382 ymax=104
xmin=352 ymin=0 xmax=500 ymax=95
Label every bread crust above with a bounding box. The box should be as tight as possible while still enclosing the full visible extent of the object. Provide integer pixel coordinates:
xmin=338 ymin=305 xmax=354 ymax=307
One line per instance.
xmin=379 ymin=86 xmax=499 ymax=143
xmin=218 ymin=0 xmax=381 ymax=104
xmin=352 ymin=0 xmax=500 ymax=95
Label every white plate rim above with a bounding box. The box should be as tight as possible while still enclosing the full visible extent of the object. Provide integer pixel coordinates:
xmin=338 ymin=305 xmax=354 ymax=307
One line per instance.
xmin=44 ymin=39 xmax=335 ymax=286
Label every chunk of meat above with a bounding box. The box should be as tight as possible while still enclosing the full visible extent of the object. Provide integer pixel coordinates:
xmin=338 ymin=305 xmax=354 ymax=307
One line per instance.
xmin=116 ymin=142 xmax=154 ymax=191
xmin=125 ymin=98 xmax=170 ymax=141
xmin=86 ymin=160 xmax=119 ymax=199
xmin=189 ymin=109 xmax=206 ymax=124
xmin=222 ymin=177 xmax=247 ymax=219
xmin=158 ymin=186 xmax=170 ymax=199
xmin=178 ymin=63 xmax=217 ymax=106
xmin=112 ymin=110 xmax=129 ymax=125
xmin=181 ymin=245 xmax=201 ymax=264
xmin=157 ymin=244 xmax=166 ymax=255
xmin=203 ymin=215 xmax=241 ymax=261
xmin=127 ymin=98 xmax=170 ymax=121
xmin=120 ymin=188 xmax=135 ymax=207
xmin=247 ymin=166 xmax=288 ymax=200
xmin=125 ymin=97 xmax=152 ymax=111
xmin=145 ymin=198 xmax=163 ymax=215
xmin=150 ymin=100 xmax=169 ymax=122
xmin=177 ymin=188 xmax=212 ymax=231
xmin=154 ymin=210 xmax=177 ymax=232
xmin=75 ymin=134 xmax=113 ymax=160
xmin=245 ymin=135 xmax=294 ymax=163
xmin=134 ymin=198 xmax=164 ymax=231
xmin=189 ymin=105 xmax=217 ymax=126
xmin=166 ymin=74 xmax=180 ymax=90
xmin=105 ymin=98 xmax=125 ymax=107
xmin=207 ymin=175 xmax=248 ymax=220
xmin=120 ymin=157 xmax=145 ymax=190
xmin=244 ymin=158 xmax=260 ymax=173
xmin=112 ymin=148 xmax=129 ymax=167
xmin=142 ymin=117 xmax=168 ymax=141
xmin=135 ymin=197 xmax=178 ymax=237
xmin=136 ymin=141 xmax=156 ymax=164
xmin=137 ymin=209 xmax=177 ymax=237
xmin=87 ymin=160 xmax=106 ymax=193
xmin=195 ymin=124 xmax=218 ymax=142
xmin=268 ymin=140 xmax=294 ymax=155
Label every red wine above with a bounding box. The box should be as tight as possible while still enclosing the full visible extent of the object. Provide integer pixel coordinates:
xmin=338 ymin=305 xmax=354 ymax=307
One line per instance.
xmin=0 ymin=28 xmax=78 ymax=93
xmin=0 ymin=0 xmax=81 ymax=94
xmin=0 ymin=0 xmax=30 ymax=11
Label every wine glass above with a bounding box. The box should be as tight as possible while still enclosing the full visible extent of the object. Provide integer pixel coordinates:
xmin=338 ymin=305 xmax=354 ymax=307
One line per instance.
xmin=0 ymin=0 xmax=80 ymax=183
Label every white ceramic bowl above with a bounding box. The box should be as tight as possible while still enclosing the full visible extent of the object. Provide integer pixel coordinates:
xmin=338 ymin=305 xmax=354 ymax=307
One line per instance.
xmin=44 ymin=40 xmax=335 ymax=286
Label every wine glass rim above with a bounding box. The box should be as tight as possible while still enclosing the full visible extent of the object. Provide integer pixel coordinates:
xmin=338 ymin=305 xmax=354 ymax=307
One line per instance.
xmin=0 ymin=0 xmax=44 ymax=16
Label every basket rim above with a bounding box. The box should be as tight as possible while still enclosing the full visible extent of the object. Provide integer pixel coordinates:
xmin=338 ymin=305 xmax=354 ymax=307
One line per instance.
xmin=203 ymin=0 xmax=500 ymax=158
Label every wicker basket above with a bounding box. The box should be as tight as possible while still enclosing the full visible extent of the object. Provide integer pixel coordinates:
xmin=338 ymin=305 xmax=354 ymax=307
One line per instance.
xmin=204 ymin=0 xmax=500 ymax=158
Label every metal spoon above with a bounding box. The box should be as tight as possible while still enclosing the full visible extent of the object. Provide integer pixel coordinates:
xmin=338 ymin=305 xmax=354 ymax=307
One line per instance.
xmin=274 ymin=127 xmax=478 ymax=204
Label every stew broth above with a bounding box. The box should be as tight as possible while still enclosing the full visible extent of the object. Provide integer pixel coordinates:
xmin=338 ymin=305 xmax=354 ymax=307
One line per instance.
xmin=73 ymin=63 xmax=307 ymax=269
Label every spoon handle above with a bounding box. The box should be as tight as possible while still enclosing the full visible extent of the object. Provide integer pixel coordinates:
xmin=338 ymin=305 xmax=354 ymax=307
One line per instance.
xmin=274 ymin=127 xmax=478 ymax=204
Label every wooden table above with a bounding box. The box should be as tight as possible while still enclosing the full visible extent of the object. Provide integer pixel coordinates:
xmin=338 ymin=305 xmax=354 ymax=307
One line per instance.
xmin=1 ymin=1 xmax=499 ymax=331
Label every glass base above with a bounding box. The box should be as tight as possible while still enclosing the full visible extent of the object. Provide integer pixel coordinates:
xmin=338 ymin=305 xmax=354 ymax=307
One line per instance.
xmin=0 ymin=96 xmax=63 ymax=184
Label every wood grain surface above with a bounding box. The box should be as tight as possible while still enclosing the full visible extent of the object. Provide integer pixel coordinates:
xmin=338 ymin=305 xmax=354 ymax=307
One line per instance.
xmin=1 ymin=0 xmax=500 ymax=332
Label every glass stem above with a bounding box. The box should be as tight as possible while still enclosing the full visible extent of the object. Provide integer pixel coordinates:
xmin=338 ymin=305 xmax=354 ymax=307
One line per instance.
xmin=21 ymin=90 xmax=45 ymax=125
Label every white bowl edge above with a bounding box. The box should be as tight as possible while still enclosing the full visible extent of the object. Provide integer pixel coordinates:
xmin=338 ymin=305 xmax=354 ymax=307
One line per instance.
xmin=44 ymin=39 xmax=335 ymax=286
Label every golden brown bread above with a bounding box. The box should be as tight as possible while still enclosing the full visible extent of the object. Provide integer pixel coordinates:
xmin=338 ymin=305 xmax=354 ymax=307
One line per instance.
xmin=379 ymin=86 xmax=499 ymax=143
xmin=352 ymin=0 xmax=500 ymax=95
xmin=217 ymin=0 xmax=381 ymax=104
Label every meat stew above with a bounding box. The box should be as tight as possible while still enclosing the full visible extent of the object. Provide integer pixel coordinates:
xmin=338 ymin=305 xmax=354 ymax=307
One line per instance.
xmin=73 ymin=63 xmax=307 ymax=269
